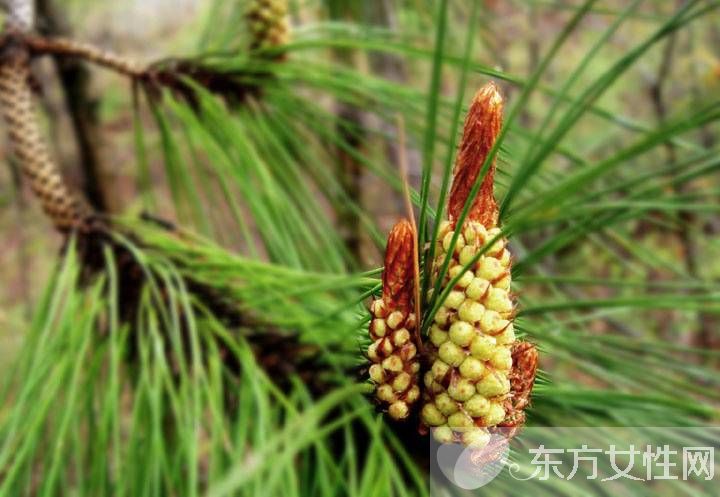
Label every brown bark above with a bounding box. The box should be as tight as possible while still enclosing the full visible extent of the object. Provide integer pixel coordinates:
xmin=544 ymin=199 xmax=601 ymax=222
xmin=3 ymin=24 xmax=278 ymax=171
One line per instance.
xmin=335 ymin=104 xmax=364 ymax=263
xmin=647 ymin=11 xmax=712 ymax=351
xmin=328 ymin=1 xmax=364 ymax=265
xmin=365 ymin=0 xmax=413 ymax=217
xmin=36 ymin=0 xmax=117 ymax=212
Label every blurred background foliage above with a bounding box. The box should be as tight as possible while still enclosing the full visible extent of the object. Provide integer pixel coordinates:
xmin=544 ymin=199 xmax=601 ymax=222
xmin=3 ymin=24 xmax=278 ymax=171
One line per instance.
xmin=0 ymin=0 xmax=719 ymax=495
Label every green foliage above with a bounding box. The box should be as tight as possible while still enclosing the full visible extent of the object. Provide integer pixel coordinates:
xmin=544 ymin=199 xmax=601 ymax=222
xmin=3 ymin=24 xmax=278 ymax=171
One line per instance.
xmin=2 ymin=0 xmax=720 ymax=495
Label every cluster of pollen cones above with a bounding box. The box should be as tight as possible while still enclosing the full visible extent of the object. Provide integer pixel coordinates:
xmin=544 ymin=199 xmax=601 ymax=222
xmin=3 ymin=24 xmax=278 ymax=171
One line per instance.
xmin=246 ymin=0 xmax=291 ymax=52
xmin=367 ymin=82 xmax=538 ymax=448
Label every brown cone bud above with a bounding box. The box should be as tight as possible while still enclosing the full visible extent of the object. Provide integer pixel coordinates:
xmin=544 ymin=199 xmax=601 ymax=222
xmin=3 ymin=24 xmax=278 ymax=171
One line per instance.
xmin=368 ymin=219 xmax=420 ymax=420
xmin=448 ymin=82 xmax=503 ymax=229
xmin=381 ymin=219 xmax=415 ymax=314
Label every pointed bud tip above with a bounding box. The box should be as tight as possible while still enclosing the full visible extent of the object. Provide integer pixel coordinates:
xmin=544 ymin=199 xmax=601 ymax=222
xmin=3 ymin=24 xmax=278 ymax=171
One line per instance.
xmin=389 ymin=218 xmax=413 ymax=238
xmin=465 ymin=82 xmax=503 ymax=137
xmin=448 ymin=82 xmax=504 ymax=228
xmin=382 ymin=218 xmax=416 ymax=312
xmin=472 ymin=81 xmax=503 ymax=110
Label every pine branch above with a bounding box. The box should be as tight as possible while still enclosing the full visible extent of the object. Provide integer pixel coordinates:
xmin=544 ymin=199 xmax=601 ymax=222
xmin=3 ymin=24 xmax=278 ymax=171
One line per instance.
xmin=9 ymin=32 xmax=276 ymax=106
xmin=22 ymin=32 xmax=144 ymax=76
xmin=37 ymin=0 xmax=117 ymax=213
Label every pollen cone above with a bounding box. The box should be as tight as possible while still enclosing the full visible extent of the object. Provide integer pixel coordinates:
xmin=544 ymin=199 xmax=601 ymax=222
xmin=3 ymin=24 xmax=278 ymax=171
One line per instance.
xmin=367 ymin=219 xmax=421 ymax=420
xmin=246 ymin=0 xmax=290 ymax=52
xmin=421 ymin=83 xmax=537 ymax=447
